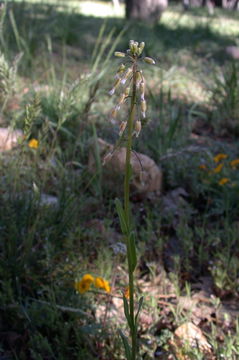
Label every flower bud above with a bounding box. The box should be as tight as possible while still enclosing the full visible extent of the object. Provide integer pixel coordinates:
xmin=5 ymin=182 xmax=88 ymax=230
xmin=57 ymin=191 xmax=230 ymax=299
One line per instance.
xmin=121 ymin=67 xmax=132 ymax=84
xmin=115 ymin=63 xmax=126 ymax=79
xmin=135 ymin=71 xmax=142 ymax=88
xmin=132 ymin=42 xmax=138 ymax=55
xmin=124 ymin=87 xmax=130 ymax=96
xmin=144 ymin=57 xmax=156 ymax=65
xmin=113 ymin=78 xmax=121 ymax=88
xmin=129 ymin=40 xmax=134 ymax=51
xmin=135 ymin=120 xmax=142 ymax=137
xmin=118 ymin=93 xmax=126 ymax=105
xmin=109 ymin=77 xmax=121 ymax=95
xmin=138 ymin=42 xmax=145 ymax=55
xmin=119 ymin=63 xmax=125 ymax=71
xmin=119 ymin=121 xmax=127 ymax=136
xmin=141 ymin=100 xmax=147 ymax=118
xmin=140 ymin=81 xmax=145 ymax=101
xmin=114 ymin=51 xmax=126 ymax=58
xmin=111 ymin=107 xmax=118 ymax=119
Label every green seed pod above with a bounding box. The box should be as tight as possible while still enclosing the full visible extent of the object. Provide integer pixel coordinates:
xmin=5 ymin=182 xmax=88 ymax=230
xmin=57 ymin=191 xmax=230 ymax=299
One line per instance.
xmin=113 ymin=78 xmax=121 ymax=89
xmin=144 ymin=57 xmax=156 ymax=65
xmin=121 ymin=67 xmax=133 ymax=85
xmin=141 ymin=100 xmax=147 ymax=118
xmin=135 ymin=120 xmax=142 ymax=137
xmin=124 ymin=87 xmax=130 ymax=96
xmin=139 ymin=42 xmax=145 ymax=51
xmin=115 ymin=63 xmax=126 ymax=79
xmin=129 ymin=40 xmax=134 ymax=52
xmin=119 ymin=63 xmax=126 ymax=72
xmin=118 ymin=93 xmax=126 ymax=105
xmin=119 ymin=121 xmax=127 ymax=136
xmin=114 ymin=51 xmax=126 ymax=58
xmin=140 ymin=81 xmax=145 ymax=100
xmin=136 ymin=71 xmax=142 ymax=88
xmin=132 ymin=42 xmax=138 ymax=55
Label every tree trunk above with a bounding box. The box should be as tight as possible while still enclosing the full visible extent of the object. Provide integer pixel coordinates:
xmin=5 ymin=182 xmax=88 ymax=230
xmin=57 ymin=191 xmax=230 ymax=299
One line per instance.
xmin=125 ymin=0 xmax=168 ymax=21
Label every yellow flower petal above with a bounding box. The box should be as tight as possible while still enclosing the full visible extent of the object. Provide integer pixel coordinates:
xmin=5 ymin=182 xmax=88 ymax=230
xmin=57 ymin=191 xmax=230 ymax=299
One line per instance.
xmin=94 ymin=277 xmax=111 ymax=293
xmin=28 ymin=138 xmax=39 ymax=149
xmin=103 ymin=280 xmax=111 ymax=293
xmin=213 ymin=153 xmax=227 ymax=163
xmin=213 ymin=163 xmax=223 ymax=173
xmin=218 ymin=177 xmax=230 ymax=186
xmin=74 ymin=280 xmax=91 ymax=294
xmin=81 ymin=274 xmax=94 ymax=284
xmin=94 ymin=277 xmax=105 ymax=289
xmin=230 ymin=159 xmax=239 ymax=168
xmin=124 ymin=287 xmax=130 ymax=299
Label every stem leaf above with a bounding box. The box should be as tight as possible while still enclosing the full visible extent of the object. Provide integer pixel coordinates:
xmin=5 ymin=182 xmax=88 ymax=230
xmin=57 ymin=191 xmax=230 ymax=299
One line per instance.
xmin=115 ymin=198 xmax=129 ymax=235
xmin=135 ymin=296 xmax=144 ymax=325
xmin=119 ymin=330 xmax=132 ymax=360
xmin=123 ymin=294 xmax=133 ymax=329
xmin=129 ymin=231 xmax=137 ymax=272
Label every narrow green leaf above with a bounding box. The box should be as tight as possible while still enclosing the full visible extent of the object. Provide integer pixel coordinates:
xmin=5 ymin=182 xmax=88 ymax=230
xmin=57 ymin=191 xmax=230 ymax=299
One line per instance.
xmin=115 ymin=198 xmax=128 ymax=235
xmin=135 ymin=296 xmax=144 ymax=325
xmin=119 ymin=330 xmax=132 ymax=360
xmin=123 ymin=294 xmax=133 ymax=329
xmin=129 ymin=232 xmax=137 ymax=272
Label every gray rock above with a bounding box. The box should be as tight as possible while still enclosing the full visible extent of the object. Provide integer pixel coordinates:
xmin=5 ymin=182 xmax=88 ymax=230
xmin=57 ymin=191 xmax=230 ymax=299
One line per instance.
xmin=225 ymin=46 xmax=239 ymax=60
xmin=0 ymin=127 xmax=23 ymax=151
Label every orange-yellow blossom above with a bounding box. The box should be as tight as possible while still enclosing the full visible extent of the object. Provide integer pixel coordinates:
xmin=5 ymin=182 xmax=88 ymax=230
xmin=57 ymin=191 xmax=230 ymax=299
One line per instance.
xmin=124 ymin=287 xmax=130 ymax=299
xmin=230 ymin=159 xmax=239 ymax=168
xmin=81 ymin=274 xmax=94 ymax=284
xmin=74 ymin=273 xmax=95 ymax=294
xmin=218 ymin=177 xmax=230 ymax=186
xmin=28 ymin=138 xmax=39 ymax=149
xmin=75 ymin=280 xmax=91 ymax=294
xmin=213 ymin=163 xmax=223 ymax=173
xmin=94 ymin=277 xmax=111 ymax=293
xmin=213 ymin=153 xmax=227 ymax=163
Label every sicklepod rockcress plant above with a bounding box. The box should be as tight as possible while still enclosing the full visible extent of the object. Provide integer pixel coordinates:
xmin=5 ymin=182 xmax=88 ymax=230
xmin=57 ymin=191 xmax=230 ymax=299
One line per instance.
xmin=105 ymin=40 xmax=155 ymax=360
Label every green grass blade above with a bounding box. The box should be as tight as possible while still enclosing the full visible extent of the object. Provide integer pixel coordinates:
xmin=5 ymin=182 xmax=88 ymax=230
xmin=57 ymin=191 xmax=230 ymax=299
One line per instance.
xmin=119 ymin=330 xmax=132 ymax=360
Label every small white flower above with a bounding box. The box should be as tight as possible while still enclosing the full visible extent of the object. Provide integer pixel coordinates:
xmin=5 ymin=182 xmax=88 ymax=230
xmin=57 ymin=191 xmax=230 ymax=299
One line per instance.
xmin=109 ymin=88 xmax=115 ymax=96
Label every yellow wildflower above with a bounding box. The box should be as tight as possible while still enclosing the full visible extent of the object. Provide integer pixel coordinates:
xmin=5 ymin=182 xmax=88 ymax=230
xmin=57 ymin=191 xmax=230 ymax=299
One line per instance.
xmin=213 ymin=163 xmax=223 ymax=173
xmin=28 ymin=138 xmax=39 ymax=149
xmin=81 ymin=274 xmax=94 ymax=284
xmin=218 ymin=177 xmax=230 ymax=186
xmin=74 ymin=274 xmax=94 ymax=294
xmin=213 ymin=153 xmax=227 ymax=163
xmin=230 ymin=158 xmax=239 ymax=168
xmin=124 ymin=287 xmax=130 ymax=299
xmin=74 ymin=280 xmax=91 ymax=294
xmin=199 ymin=164 xmax=207 ymax=170
xmin=94 ymin=277 xmax=111 ymax=293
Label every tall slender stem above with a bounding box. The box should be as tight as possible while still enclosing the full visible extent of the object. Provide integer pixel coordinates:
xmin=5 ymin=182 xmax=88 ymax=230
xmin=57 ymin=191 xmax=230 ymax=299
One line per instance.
xmin=124 ymin=61 xmax=137 ymax=360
